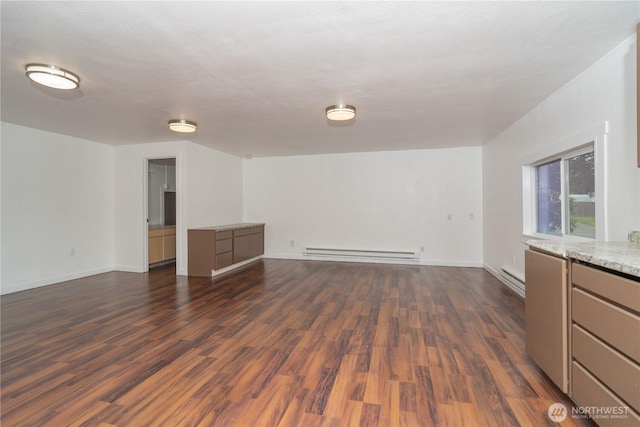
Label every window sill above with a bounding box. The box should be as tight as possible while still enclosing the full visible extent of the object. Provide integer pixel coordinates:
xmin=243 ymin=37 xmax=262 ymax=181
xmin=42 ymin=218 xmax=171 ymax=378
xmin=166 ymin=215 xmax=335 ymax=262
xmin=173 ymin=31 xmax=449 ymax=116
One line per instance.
xmin=521 ymin=233 xmax=595 ymax=243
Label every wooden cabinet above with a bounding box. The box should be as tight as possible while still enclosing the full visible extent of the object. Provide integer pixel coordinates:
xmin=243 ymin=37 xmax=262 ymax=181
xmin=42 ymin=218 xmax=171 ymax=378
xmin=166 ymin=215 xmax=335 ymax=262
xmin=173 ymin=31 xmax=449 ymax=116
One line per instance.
xmin=233 ymin=226 xmax=264 ymax=264
xmin=215 ymin=230 xmax=233 ymax=270
xmin=149 ymin=226 xmax=176 ymax=265
xmin=149 ymin=229 xmax=164 ymax=264
xmin=188 ymin=224 xmax=264 ymax=277
xmin=163 ymin=227 xmax=176 ymax=260
xmin=524 ymin=249 xmax=569 ymax=392
xmin=570 ymin=262 xmax=640 ymax=425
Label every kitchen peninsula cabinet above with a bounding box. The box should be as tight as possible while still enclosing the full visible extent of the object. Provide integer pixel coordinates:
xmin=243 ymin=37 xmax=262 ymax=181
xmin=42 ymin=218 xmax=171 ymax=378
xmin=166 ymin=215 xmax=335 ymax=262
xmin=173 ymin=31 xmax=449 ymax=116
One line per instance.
xmin=188 ymin=223 xmax=264 ymax=277
xmin=526 ymin=240 xmax=640 ymax=426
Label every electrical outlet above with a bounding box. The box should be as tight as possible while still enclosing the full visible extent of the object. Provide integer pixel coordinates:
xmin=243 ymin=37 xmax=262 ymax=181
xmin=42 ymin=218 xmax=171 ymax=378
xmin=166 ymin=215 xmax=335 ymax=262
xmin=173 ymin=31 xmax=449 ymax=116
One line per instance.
xmin=290 ymin=240 xmax=295 ymax=247
xmin=447 ymin=213 xmax=452 ymax=221
xmin=420 ymin=246 xmax=424 ymax=252
xmin=512 ymin=253 xmax=516 ymax=265
xmin=469 ymin=213 xmax=474 ymax=220
xmin=70 ymin=248 xmax=75 ymax=256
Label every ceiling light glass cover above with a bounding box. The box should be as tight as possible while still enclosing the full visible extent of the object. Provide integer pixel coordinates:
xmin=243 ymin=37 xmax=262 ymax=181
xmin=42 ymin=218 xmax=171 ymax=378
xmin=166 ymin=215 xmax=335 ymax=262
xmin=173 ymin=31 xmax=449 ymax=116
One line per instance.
xmin=326 ymin=104 xmax=356 ymax=121
xmin=25 ymin=64 xmax=80 ymax=89
xmin=168 ymin=119 xmax=197 ymax=133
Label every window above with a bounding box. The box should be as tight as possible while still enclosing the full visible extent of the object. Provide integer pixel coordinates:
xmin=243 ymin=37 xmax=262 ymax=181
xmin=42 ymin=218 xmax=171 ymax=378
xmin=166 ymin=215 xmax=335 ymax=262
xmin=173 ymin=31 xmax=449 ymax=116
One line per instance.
xmin=536 ymin=160 xmax=562 ymax=236
xmin=534 ymin=146 xmax=595 ymax=239
xmin=522 ymin=122 xmax=606 ymax=241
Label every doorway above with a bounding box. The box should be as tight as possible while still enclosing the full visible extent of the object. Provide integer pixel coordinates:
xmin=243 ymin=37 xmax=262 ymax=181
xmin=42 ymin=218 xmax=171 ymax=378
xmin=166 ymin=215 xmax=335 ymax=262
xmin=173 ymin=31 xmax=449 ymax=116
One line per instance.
xmin=147 ymin=158 xmax=177 ymax=269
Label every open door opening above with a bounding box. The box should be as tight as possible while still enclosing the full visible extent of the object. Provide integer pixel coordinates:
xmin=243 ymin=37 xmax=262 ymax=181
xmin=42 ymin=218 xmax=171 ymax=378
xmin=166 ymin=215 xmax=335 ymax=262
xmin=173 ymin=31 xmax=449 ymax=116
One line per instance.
xmin=147 ymin=158 xmax=177 ymax=270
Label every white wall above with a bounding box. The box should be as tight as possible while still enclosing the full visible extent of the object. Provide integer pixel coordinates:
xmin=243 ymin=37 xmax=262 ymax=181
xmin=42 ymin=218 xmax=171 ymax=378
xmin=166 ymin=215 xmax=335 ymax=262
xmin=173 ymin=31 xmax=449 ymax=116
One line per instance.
xmin=186 ymin=142 xmax=243 ymax=229
xmin=113 ymin=141 xmax=186 ymax=273
xmin=5 ymin=36 xmax=635 ymax=294
xmin=244 ymin=147 xmax=483 ymax=266
xmin=1 ymin=122 xmax=115 ymax=294
xmin=113 ymin=141 xmax=243 ymax=275
xmin=483 ymin=35 xmax=640 ymax=281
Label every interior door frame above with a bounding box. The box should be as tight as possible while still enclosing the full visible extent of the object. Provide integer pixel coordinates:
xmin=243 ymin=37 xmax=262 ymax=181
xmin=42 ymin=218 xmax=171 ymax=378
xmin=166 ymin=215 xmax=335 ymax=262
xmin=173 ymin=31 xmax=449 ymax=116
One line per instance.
xmin=143 ymin=156 xmax=179 ymax=273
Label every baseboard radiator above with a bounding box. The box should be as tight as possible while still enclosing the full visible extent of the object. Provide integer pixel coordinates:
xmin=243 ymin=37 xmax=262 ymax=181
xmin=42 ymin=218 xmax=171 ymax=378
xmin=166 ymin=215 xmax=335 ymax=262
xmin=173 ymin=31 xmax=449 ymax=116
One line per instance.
xmin=500 ymin=265 xmax=525 ymax=298
xmin=302 ymin=247 xmax=420 ymax=263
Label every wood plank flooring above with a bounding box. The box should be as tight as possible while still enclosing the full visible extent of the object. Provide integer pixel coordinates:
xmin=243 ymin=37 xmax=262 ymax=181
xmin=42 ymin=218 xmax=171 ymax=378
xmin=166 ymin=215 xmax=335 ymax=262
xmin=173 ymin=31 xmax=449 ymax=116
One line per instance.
xmin=1 ymin=260 xmax=595 ymax=426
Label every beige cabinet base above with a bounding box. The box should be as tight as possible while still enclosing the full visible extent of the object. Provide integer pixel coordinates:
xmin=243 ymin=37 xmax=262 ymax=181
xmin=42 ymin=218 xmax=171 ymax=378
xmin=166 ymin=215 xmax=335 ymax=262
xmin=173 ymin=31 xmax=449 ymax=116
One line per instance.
xmin=188 ymin=224 xmax=264 ymax=276
xmin=525 ymin=249 xmax=568 ymax=392
xmin=149 ymin=227 xmax=176 ymax=265
xmin=571 ymin=260 xmax=640 ymax=419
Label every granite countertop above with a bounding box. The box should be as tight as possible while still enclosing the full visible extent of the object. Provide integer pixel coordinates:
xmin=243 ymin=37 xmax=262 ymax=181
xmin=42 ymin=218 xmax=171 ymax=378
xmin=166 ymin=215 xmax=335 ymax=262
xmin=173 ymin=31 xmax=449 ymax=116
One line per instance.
xmin=192 ymin=222 xmax=265 ymax=231
xmin=527 ymin=239 xmax=640 ymax=278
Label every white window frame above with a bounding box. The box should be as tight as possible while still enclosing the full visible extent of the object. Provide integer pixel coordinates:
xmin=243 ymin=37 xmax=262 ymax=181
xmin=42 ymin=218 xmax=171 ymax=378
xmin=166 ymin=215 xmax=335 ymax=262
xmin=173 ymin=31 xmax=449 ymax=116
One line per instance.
xmin=522 ymin=122 xmax=608 ymax=241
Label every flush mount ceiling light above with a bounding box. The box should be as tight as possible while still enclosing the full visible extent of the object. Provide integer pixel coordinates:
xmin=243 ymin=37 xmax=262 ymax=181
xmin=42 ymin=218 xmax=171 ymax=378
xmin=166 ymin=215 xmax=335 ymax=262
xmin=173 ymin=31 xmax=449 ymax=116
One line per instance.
xmin=25 ymin=64 xmax=80 ymax=90
xmin=326 ymin=104 xmax=356 ymax=121
xmin=168 ymin=119 xmax=197 ymax=133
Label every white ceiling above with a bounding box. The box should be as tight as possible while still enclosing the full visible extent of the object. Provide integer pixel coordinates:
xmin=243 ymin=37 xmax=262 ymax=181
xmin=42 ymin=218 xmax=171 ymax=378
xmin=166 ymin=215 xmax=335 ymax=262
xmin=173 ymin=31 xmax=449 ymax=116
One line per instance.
xmin=1 ymin=1 xmax=638 ymax=158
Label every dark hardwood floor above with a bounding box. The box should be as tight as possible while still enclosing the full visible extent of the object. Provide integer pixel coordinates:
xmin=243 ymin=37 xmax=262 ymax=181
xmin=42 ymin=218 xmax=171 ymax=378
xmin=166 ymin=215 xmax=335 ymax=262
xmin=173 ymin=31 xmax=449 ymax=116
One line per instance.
xmin=1 ymin=260 xmax=594 ymax=426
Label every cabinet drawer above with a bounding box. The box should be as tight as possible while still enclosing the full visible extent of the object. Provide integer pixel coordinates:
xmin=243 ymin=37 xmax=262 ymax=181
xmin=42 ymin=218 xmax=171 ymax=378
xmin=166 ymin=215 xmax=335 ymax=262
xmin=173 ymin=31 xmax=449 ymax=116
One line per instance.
xmin=149 ymin=228 xmax=164 ymax=238
xmin=216 ymin=238 xmax=232 ymax=254
xmin=573 ymin=325 xmax=640 ymax=410
xmin=572 ymin=361 xmax=640 ymax=427
xmin=572 ymin=288 xmax=640 ymax=361
xmin=216 ymin=252 xmax=233 ymax=270
xmin=215 ymin=230 xmax=233 ymax=240
xmin=233 ymin=226 xmax=261 ymax=237
xmin=573 ymin=263 xmax=640 ymax=312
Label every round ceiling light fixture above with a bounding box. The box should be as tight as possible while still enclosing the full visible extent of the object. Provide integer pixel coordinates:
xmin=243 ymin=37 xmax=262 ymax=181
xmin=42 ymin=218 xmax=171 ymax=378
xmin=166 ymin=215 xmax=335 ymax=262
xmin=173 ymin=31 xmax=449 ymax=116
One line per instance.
xmin=326 ymin=104 xmax=356 ymax=121
xmin=25 ymin=64 xmax=80 ymax=90
xmin=168 ymin=119 xmax=197 ymax=133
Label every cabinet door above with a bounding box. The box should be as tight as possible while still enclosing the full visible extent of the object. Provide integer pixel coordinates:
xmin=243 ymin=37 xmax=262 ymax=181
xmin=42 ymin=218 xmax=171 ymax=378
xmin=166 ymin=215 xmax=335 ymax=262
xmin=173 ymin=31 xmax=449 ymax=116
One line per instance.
xmin=250 ymin=231 xmax=264 ymax=258
xmin=525 ymin=249 xmax=568 ymax=392
xmin=163 ymin=234 xmax=176 ymax=260
xmin=233 ymin=235 xmax=251 ymax=263
xmin=149 ymin=235 xmax=164 ymax=264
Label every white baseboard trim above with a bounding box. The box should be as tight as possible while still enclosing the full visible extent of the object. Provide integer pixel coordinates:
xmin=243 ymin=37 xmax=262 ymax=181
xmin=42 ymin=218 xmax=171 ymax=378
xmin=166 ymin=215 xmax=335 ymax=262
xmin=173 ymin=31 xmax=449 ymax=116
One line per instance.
xmin=262 ymin=253 xmax=305 ymax=261
xmin=211 ymin=255 xmax=263 ymax=277
xmin=113 ymin=265 xmax=145 ymax=273
xmin=0 ymin=266 xmax=114 ymax=295
xmin=419 ymin=259 xmax=484 ymax=268
xmin=483 ymin=263 xmax=525 ymax=298
xmin=114 ymin=265 xmax=187 ymax=276
xmin=263 ymin=253 xmax=482 ymax=268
